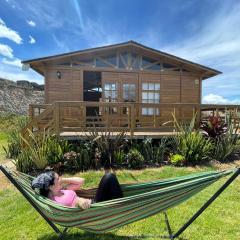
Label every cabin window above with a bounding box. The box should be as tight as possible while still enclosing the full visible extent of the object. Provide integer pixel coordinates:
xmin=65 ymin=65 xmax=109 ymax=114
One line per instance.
xmin=123 ymin=83 xmax=136 ymax=102
xmin=103 ymin=83 xmax=118 ymax=113
xmin=141 ymin=82 xmax=160 ymax=115
xmin=104 ymin=83 xmax=117 ymax=101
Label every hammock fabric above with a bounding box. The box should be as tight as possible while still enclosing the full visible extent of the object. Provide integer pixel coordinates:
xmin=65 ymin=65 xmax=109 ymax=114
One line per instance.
xmin=0 ymin=165 xmax=239 ymax=238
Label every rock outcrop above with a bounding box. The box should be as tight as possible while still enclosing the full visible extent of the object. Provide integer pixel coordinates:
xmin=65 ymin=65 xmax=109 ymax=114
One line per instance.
xmin=0 ymin=78 xmax=45 ymax=115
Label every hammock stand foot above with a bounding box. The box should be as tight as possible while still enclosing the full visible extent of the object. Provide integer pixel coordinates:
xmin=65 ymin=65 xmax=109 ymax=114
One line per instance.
xmin=58 ymin=227 xmax=68 ymax=240
xmin=160 ymin=168 xmax=240 ymax=240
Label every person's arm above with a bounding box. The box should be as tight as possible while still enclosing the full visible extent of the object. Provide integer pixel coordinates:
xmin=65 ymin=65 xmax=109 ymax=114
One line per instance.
xmin=60 ymin=177 xmax=85 ymax=191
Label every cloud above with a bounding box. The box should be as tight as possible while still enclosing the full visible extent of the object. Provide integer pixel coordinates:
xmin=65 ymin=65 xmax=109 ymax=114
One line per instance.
xmin=0 ymin=18 xmax=22 ymax=44
xmin=28 ymin=35 xmax=36 ymax=44
xmin=27 ymin=20 xmax=36 ymax=27
xmin=203 ymin=94 xmax=240 ymax=104
xmin=2 ymin=57 xmax=22 ymax=67
xmin=0 ymin=44 xmax=13 ymax=58
xmin=0 ymin=57 xmax=43 ymax=83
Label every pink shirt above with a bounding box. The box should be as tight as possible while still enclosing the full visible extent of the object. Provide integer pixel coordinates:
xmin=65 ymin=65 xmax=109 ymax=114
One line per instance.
xmin=50 ymin=190 xmax=77 ymax=207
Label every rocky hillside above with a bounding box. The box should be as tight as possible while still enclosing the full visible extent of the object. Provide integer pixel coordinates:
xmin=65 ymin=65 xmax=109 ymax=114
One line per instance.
xmin=0 ymin=78 xmax=45 ymax=115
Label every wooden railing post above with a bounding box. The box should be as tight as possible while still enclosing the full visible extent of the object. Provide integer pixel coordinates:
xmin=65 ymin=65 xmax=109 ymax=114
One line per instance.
xmin=196 ymin=105 xmax=201 ymax=127
xmin=29 ymin=105 xmax=34 ymax=120
xmin=130 ymin=103 xmax=135 ymax=137
xmin=54 ymin=102 xmax=60 ymax=136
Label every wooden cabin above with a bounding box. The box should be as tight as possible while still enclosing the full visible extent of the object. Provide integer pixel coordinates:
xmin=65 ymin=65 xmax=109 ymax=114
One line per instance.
xmin=22 ymin=40 xmax=237 ymax=138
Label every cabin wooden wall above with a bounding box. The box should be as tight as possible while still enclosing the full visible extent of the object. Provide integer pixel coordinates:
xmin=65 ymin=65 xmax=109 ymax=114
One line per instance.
xmin=45 ymin=68 xmax=83 ymax=103
xmin=44 ymin=67 xmax=200 ymax=123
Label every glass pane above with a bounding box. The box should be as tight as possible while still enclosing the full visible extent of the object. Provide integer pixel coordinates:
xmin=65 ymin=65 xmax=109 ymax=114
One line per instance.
xmin=142 ymin=56 xmax=156 ymax=66
xmin=155 ymin=93 xmax=160 ymax=100
xmin=111 ymin=91 xmax=117 ymax=98
xmin=96 ymin=58 xmax=109 ymax=67
xmin=123 ymin=84 xmax=129 ymax=90
xmin=129 ymin=84 xmax=135 ymax=90
xmin=104 ymin=84 xmax=110 ymax=90
xmin=105 ymin=55 xmax=116 ymax=65
xmin=132 ymin=56 xmax=140 ymax=69
xmin=148 ymin=108 xmax=154 ymax=115
xmin=128 ymin=92 xmax=136 ymax=101
xmin=155 ymin=83 xmax=160 ymax=90
xmin=156 ymin=108 xmax=159 ymax=115
xmin=142 ymin=83 xmax=148 ymax=90
xmin=148 ymin=99 xmax=155 ymax=103
xmin=149 ymin=83 xmax=154 ymax=90
xmin=148 ymin=92 xmax=154 ymax=99
xmin=147 ymin=63 xmax=161 ymax=70
xmin=163 ymin=63 xmax=176 ymax=68
xmin=142 ymin=108 xmax=148 ymax=115
xmin=105 ymin=91 xmax=111 ymax=98
xmin=111 ymin=83 xmax=116 ymax=90
xmin=142 ymin=99 xmax=148 ymax=103
xmin=142 ymin=92 xmax=148 ymax=99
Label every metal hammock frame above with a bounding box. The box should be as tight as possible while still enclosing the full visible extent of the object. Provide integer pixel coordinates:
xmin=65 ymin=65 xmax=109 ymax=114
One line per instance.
xmin=0 ymin=165 xmax=239 ymax=240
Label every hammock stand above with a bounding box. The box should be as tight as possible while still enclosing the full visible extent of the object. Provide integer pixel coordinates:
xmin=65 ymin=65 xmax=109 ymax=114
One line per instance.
xmin=0 ymin=165 xmax=239 ymax=240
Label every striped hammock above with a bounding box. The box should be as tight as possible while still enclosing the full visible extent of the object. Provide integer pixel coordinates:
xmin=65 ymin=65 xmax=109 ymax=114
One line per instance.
xmin=1 ymin=166 xmax=237 ymax=234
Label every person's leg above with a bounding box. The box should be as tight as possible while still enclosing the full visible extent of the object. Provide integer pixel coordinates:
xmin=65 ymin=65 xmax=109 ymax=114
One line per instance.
xmin=94 ymin=172 xmax=123 ymax=202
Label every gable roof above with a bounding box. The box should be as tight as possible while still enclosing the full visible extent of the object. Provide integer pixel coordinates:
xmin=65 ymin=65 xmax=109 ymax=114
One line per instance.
xmin=22 ymin=40 xmax=222 ymax=79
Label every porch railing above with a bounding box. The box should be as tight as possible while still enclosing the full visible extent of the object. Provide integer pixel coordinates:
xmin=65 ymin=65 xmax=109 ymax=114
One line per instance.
xmin=25 ymin=101 xmax=240 ymax=137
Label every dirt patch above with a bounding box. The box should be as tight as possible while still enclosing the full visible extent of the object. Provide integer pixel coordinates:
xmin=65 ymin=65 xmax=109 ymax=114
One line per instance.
xmin=0 ymin=159 xmax=16 ymax=191
xmin=211 ymin=159 xmax=240 ymax=170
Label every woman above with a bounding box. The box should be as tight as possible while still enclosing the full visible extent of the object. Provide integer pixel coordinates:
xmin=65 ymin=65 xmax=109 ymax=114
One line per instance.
xmin=31 ymin=171 xmax=123 ymax=209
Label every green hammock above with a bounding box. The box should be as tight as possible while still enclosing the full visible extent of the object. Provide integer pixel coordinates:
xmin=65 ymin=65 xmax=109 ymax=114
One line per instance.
xmin=0 ymin=165 xmax=239 ymax=239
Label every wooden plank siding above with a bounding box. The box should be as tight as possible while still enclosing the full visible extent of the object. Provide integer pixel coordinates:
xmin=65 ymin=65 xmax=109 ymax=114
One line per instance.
xmin=44 ymin=67 xmax=202 ymax=126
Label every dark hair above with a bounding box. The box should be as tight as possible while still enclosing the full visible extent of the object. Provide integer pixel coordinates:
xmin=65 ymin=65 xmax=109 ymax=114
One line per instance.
xmin=31 ymin=171 xmax=55 ymax=197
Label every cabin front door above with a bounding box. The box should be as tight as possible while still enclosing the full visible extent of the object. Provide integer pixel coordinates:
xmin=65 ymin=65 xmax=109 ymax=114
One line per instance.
xmin=101 ymin=72 xmax=138 ymax=128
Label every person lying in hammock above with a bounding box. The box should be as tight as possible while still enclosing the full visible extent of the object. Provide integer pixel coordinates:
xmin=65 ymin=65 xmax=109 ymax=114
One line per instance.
xmin=31 ymin=171 xmax=123 ymax=209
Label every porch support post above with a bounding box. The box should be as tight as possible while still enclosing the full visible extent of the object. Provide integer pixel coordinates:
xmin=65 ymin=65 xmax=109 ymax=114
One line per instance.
xmin=54 ymin=102 xmax=60 ymax=136
xmin=130 ymin=104 xmax=135 ymax=138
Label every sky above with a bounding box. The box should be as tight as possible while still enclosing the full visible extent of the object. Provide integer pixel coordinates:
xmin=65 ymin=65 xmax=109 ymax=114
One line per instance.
xmin=0 ymin=0 xmax=240 ymax=104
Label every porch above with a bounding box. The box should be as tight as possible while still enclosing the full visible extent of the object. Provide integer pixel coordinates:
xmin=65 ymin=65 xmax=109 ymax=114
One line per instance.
xmin=22 ymin=101 xmax=240 ymax=139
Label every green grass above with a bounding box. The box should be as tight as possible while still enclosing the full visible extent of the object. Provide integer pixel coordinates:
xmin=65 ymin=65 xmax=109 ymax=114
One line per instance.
xmin=0 ymin=166 xmax=239 ymax=240
xmin=0 ymin=132 xmax=8 ymax=164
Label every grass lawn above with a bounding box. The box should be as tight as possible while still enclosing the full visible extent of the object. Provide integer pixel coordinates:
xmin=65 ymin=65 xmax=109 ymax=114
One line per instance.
xmin=0 ymin=132 xmax=8 ymax=164
xmin=0 ymin=165 xmax=239 ymax=240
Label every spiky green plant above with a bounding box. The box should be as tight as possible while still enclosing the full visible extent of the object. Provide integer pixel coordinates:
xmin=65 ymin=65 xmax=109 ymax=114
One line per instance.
xmin=4 ymin=116 xmax=29 ymax=158
xmin=172 ymin=113 xmax=213 ymax=164
xmin=86 ymin=127 xmax=127 ymax=169
xmin=210 ymin=114 xmax=240 ymax=162
xmin=20 ymin=129 xmax=50 ymax=170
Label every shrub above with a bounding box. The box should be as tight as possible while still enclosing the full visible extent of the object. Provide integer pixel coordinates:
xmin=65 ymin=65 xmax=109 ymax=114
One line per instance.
xmin=173 ymin=114 xmax=213 ymax=165
xmin=200 ymin=116 xmax=227 ymax=139
xmin=86 ymin=128 xmax=127 ymax=169
xmin=46 ymin=135 xmax=71 ymax=165
xmin=210 ymin=115 xmax=240 ymax=162
xmin=4 ymin=116 xmax=29 ymax=158
xmin=127 ymin=148 xmax=144 ymax=169
xmin=153 ymin=137 xmax=173 ymax=164
xmin=169 ymin=154 xmax=185 ymax=166
xmin=80 ymin=148 xmax=91 ymax=170
xmin=21 ymin=130 xmax=50 ymax=170
xmin=114 ymin=150 xmax=125 ymax=166
xmin=14 ymin=149 xmax=34 ymax=173
xmin=141 ymin=137 xmax=154 ymax=163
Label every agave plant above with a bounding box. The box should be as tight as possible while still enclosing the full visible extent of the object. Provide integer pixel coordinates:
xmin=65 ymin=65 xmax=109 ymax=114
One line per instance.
xmin=20 ymin=129 xmax=49 ymax=170
xmin=86 ymin=127 xmax=127 ymax=169
xmin=172 ymin=113 xmax=213 ymax=164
